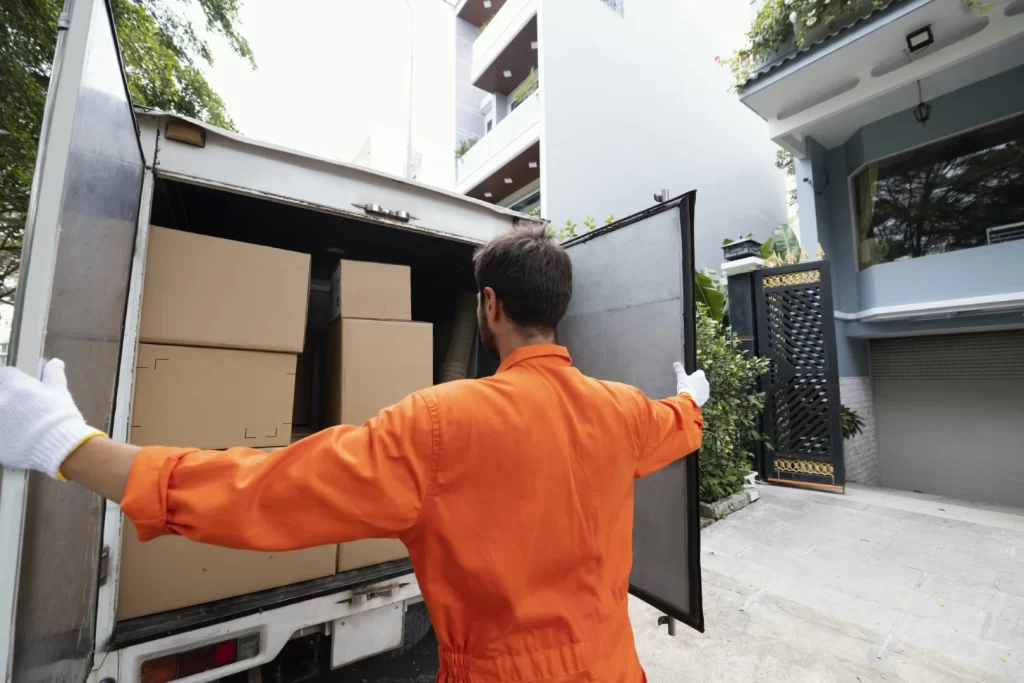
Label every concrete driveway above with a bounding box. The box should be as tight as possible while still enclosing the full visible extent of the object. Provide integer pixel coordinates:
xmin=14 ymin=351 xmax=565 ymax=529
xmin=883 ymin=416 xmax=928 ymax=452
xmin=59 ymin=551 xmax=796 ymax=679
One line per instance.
xmin=632 ymin=484 xmax=1024 ymax=682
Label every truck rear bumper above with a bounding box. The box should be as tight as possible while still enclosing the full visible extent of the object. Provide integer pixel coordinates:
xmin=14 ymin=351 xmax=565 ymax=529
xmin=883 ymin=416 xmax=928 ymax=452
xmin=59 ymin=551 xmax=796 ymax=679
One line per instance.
xmin=94 ymin=564 xmax=419 ymax=683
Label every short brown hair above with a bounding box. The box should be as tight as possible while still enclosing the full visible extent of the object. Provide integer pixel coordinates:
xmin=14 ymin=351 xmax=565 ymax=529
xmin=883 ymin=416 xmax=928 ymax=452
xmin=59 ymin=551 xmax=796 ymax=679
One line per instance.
xmin=473 ymin=225 xmax=573 ymax=332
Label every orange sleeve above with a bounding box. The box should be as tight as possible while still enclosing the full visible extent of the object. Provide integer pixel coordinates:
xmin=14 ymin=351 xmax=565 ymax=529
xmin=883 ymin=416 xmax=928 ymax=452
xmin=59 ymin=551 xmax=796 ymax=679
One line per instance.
xmin=635 ymin=393 xmax=703 ymax=478
xmin=120 ymin=391 xmax=437 ymax=551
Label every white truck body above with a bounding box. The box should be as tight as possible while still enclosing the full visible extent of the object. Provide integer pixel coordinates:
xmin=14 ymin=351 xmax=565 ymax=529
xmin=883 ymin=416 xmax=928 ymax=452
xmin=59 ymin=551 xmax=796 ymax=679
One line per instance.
xmin=1 ymin=2 xmax=705 ymax=681
xmin=0 ymin=2 xmax=544 ymax=681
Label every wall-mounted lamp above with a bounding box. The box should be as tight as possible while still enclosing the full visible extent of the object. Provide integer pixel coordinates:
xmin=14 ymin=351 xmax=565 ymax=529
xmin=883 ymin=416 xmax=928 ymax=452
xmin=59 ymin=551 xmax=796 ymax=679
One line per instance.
xmin=906 ymin=25 xmax=934 ymax=53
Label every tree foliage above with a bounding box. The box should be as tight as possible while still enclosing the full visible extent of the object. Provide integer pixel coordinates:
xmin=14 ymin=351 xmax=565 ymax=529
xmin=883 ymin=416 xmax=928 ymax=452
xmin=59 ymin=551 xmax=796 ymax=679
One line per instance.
xmin=0 ymin=0 xmax=254 ymax=305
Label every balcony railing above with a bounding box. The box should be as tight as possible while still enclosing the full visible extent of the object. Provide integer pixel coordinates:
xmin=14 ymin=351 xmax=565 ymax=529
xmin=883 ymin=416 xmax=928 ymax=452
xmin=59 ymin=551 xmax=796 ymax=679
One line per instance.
xmin=456 ymin=90 xmax=541 ymax=192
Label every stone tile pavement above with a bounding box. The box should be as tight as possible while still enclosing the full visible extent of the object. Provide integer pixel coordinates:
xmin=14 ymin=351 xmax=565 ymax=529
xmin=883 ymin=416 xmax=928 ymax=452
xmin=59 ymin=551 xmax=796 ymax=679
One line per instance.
xmin=633 ymin=484 xmax=1024 ymax=682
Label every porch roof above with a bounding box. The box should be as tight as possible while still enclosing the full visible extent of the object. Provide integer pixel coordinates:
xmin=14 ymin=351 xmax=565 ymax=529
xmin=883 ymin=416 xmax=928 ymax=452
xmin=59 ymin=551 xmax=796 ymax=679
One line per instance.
xmin=739 ymin=0 xmax=1024 ymax=156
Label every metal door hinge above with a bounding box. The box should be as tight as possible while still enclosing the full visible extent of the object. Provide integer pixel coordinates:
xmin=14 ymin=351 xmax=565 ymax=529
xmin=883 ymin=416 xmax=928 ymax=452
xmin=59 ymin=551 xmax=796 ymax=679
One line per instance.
xmin=98 ymin=545 xmax=110 ymax=586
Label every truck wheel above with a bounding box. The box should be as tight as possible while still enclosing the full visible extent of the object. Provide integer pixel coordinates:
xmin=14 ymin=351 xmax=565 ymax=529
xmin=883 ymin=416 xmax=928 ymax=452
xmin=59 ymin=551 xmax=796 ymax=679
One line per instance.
xmin=401 ymin=602 xmax=432 ymax=652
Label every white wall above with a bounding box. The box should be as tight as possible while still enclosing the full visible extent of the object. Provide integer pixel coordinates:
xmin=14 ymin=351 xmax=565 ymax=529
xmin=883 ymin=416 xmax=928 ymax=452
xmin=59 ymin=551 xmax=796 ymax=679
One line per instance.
xmin=539 ymin=0 xmax=786 ymax=270
xmin=456 ymin=17 xmax=487 ymax=147
xmin=352 ymin=125 xmax=444 ymax=187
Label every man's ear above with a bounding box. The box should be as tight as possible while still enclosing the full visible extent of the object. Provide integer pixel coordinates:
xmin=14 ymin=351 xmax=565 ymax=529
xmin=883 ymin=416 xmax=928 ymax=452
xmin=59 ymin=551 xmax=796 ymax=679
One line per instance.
xmin=483 ymin=286 xmax=500 ymax=322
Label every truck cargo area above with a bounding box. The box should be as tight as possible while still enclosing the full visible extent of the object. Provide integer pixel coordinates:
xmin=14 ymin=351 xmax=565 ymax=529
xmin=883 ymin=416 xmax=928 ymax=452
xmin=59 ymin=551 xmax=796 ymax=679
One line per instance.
xmin=149 ymin=176 xmax=496 ymax=398
xmin=111 ymin=176 xmax=493 ymax=648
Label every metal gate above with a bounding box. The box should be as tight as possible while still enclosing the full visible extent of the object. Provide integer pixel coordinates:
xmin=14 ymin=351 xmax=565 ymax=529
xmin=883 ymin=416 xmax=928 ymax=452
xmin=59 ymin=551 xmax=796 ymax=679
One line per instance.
xmin=754 ymin=260 xmax=844 ymax=492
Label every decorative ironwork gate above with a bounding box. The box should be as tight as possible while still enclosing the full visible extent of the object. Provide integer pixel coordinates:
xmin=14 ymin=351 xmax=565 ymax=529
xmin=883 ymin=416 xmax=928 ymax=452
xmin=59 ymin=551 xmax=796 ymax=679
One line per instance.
xmin=754 ymin=260 xmax=844 ymax=491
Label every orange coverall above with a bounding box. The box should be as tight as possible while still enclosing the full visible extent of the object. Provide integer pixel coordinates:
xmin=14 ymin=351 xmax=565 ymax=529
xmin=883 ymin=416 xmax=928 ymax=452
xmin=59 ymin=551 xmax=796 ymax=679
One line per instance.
xmin=122 ymin=344 xmax=703 ymax=682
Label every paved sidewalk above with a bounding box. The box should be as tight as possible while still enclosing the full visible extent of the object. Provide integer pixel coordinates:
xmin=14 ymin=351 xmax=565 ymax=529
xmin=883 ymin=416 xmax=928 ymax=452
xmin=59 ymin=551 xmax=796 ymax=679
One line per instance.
xmin=633 ymin=484 xmax=1024 ymax=682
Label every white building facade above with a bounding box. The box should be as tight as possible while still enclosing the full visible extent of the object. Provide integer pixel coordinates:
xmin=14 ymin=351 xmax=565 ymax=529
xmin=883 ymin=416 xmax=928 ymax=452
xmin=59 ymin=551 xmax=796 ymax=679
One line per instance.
xmin=452 ymin=0 xmax=787 ymax=268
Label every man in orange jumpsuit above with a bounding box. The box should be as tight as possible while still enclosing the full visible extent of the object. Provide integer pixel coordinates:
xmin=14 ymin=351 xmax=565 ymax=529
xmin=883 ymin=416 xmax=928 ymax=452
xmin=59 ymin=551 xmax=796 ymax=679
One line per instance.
xmin=0 ymin=226 xmax=708 ymax=682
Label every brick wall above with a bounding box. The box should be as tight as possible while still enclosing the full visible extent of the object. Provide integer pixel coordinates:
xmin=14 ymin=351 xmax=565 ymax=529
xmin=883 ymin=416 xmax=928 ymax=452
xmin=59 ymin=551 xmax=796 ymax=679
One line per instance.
xmin=839 ymin=377 xmax=879 ymax=485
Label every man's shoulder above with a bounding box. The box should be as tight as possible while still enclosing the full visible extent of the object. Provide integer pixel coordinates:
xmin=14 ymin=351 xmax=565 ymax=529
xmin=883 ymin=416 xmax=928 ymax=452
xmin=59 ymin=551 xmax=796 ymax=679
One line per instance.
xmin=583 ymin=375 xmax=646 ymax=399
xmin=416 ymin=377 xmax=500 ymax=406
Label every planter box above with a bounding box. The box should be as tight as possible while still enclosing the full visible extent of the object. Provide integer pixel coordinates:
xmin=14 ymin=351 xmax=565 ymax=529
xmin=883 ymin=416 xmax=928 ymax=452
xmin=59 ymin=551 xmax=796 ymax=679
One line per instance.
xmin=795 ymin=1 xmax=874 ymax=47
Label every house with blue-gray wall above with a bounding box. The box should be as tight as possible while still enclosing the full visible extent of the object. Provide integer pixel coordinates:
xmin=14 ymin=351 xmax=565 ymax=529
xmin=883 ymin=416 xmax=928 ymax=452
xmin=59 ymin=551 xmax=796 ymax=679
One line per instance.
xmin=736 ymin=0 xmax=1024 ymax=507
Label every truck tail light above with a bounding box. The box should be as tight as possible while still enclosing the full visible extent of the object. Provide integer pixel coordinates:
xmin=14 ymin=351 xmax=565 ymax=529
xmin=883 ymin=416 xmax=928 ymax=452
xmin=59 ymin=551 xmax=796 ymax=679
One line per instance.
xmin=140 ymin=633 xmax=260 ymax=682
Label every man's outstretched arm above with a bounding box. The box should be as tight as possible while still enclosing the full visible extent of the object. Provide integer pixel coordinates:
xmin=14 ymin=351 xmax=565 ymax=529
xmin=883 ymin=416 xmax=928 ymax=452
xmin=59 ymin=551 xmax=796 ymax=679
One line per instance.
xmin=0 ymin=359 xmax=437 ymax=551
xmin=62 ymin=436 xmax=139 ymax=502
xmin=634 ymin=364 xmax=708 ymax=478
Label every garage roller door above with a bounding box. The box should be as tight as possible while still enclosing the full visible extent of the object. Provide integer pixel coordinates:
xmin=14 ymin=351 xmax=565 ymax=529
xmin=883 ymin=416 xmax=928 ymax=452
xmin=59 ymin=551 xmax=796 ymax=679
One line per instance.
xmin=872 ymin=330 xmax=1024 ymax=507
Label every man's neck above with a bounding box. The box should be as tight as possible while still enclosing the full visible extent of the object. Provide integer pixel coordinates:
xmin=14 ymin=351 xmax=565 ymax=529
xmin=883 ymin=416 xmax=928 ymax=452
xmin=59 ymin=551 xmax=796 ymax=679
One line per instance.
xmin=497 ymin=333 xmax=557 ymax=362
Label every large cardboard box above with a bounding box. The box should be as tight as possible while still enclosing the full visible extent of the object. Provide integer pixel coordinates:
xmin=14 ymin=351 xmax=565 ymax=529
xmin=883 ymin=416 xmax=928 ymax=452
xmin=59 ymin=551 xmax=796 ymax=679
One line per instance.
xmin=338 ymin=539 xmax=409 ymax=572
xmin=329 ymin=260 xmax=411 ymax=322
xmin=131 ymin=344 xmax=296 ymax=448
xmin=141 ymin=226 xmax=311 ymax=353
xmin=324 ymin=319 xmax=433 ymax=426
xmin=117 ymin=520 xmax=336 ymax=620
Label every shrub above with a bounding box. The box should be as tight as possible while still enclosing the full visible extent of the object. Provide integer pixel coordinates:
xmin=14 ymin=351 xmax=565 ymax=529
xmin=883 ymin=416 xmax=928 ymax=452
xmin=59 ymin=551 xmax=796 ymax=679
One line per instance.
xmin=696 ymin=303 xmax=770 ymax=502
xmin=840 ymin=405 xmax=865 ymax=441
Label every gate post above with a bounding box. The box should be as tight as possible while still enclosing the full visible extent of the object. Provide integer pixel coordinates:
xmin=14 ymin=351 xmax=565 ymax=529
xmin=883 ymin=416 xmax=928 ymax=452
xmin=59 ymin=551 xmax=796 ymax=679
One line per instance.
xmin=721 ymin=249 xmax=766 ymax=478
xmin=721 ymin=255 xmax=765 ymax=359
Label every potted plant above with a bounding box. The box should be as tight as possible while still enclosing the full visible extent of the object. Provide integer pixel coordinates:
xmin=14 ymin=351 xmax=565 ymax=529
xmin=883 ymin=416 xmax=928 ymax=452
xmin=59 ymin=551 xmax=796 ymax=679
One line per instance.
xmin=455 ymin=138 xmax=478 ymax=161
xmin=511 ymin=68 xmax=539 ymax=109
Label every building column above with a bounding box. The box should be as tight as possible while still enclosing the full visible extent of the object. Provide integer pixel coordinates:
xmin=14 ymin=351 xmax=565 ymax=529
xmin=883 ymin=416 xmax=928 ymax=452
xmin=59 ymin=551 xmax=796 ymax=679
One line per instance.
xmin=721 ymin=255 xmax=767 ymax=478
xmin=721 ymin=256 xmax=765 ymax=359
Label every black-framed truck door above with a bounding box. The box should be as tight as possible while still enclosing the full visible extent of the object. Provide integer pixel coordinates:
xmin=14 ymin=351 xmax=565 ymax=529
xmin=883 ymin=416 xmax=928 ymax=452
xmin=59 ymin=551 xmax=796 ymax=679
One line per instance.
xmin=0 ymin=0 xmax=145 ymax=679
xmin=557 ymin=193 xmax=704 ymax=632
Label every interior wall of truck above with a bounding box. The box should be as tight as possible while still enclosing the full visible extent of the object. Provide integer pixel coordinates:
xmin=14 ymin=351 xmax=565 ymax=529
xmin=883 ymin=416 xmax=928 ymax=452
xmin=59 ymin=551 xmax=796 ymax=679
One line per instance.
xmin=148 ymin=176 xmax=496 ymax=434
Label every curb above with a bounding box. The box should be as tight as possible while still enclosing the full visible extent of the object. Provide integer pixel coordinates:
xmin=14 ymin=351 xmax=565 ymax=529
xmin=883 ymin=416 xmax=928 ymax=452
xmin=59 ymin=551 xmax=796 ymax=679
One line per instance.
xmin=699 ymin=487 xmax=760 ymax=523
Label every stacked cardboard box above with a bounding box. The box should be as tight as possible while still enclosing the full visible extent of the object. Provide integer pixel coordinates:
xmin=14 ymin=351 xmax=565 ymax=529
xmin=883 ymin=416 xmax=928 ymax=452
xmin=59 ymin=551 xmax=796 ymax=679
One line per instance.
xmin=117 ymin=227 xmax=335 ymax=621
xmin=326 ymin=260 xmax=433 ymax=571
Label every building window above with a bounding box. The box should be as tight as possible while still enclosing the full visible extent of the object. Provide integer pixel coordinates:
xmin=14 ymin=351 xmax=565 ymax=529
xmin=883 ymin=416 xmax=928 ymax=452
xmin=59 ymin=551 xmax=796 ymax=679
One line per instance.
xmin=853 ymin=113 xmax=1024 ymax=269
xmin=509 ymin=191 xmax=541 ymax=216
xmin=598 ymin=0 xmax=624 ymax=16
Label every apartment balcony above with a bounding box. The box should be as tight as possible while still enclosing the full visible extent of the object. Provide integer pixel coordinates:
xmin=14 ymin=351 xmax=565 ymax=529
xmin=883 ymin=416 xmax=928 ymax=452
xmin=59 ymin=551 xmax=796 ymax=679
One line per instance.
xmin=456 ymin=90 xmax=541 ymax=202
xmin=739 ymin=0 xmax=1024 ymax=156
xmin=471 ymin=0 xmax=539 ymax=95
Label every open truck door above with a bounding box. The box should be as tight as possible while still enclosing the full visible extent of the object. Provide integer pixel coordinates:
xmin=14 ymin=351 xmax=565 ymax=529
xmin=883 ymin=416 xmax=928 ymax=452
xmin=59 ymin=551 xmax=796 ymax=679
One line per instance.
xmin=0 ymin=0 xmax=145 ymax=679
xmin=558 ymin=193 xmax=704 ymax=633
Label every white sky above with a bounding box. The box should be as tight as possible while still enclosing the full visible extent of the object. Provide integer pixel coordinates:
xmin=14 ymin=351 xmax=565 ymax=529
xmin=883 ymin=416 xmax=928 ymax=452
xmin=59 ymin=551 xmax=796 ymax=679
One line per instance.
xmin=200 ymin=0 xmax=456 ymax=162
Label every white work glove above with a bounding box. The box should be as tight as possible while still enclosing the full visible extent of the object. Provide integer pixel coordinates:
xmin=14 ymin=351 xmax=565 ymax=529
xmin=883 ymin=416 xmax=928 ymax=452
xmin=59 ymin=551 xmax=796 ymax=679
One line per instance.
xmin=0 ymin=359 xmax=105 ymax=479
xmin=673 ymin=362 xmax=710 ymax=408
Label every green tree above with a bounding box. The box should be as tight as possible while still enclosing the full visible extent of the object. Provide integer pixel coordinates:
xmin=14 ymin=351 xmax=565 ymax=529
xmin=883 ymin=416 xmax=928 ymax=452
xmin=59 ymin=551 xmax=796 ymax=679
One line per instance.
xmin=0 ymin=0 xmax=255 ymax=306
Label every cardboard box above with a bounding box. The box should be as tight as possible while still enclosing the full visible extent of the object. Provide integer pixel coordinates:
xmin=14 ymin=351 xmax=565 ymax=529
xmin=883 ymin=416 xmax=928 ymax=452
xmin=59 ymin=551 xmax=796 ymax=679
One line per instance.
xmin=141 ymin=226 xmax=311 ymax=353
xmin=131 ymin=344 xmax=296 ymax=449
xmin=329 ymin=260 xmax=411 ymax=322
xmin=325 ymin=319 xmax=433 ymax=426
xmin=338 ymin=539 xmax=409 ymax=572
xmin=117 ymin=519 xmax=336 ymax=620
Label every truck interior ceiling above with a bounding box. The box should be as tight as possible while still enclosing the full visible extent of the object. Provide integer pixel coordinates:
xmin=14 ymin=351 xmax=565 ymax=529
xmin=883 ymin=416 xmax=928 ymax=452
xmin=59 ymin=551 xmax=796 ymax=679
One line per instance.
xmin=149 ymin=176 xmax=494 ymax=435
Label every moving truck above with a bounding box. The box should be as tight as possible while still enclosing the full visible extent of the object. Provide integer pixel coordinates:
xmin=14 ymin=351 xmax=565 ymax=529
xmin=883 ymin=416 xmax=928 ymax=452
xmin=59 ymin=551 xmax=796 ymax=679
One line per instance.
xmin=0 ymin=1 xmax=704 ymax=681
